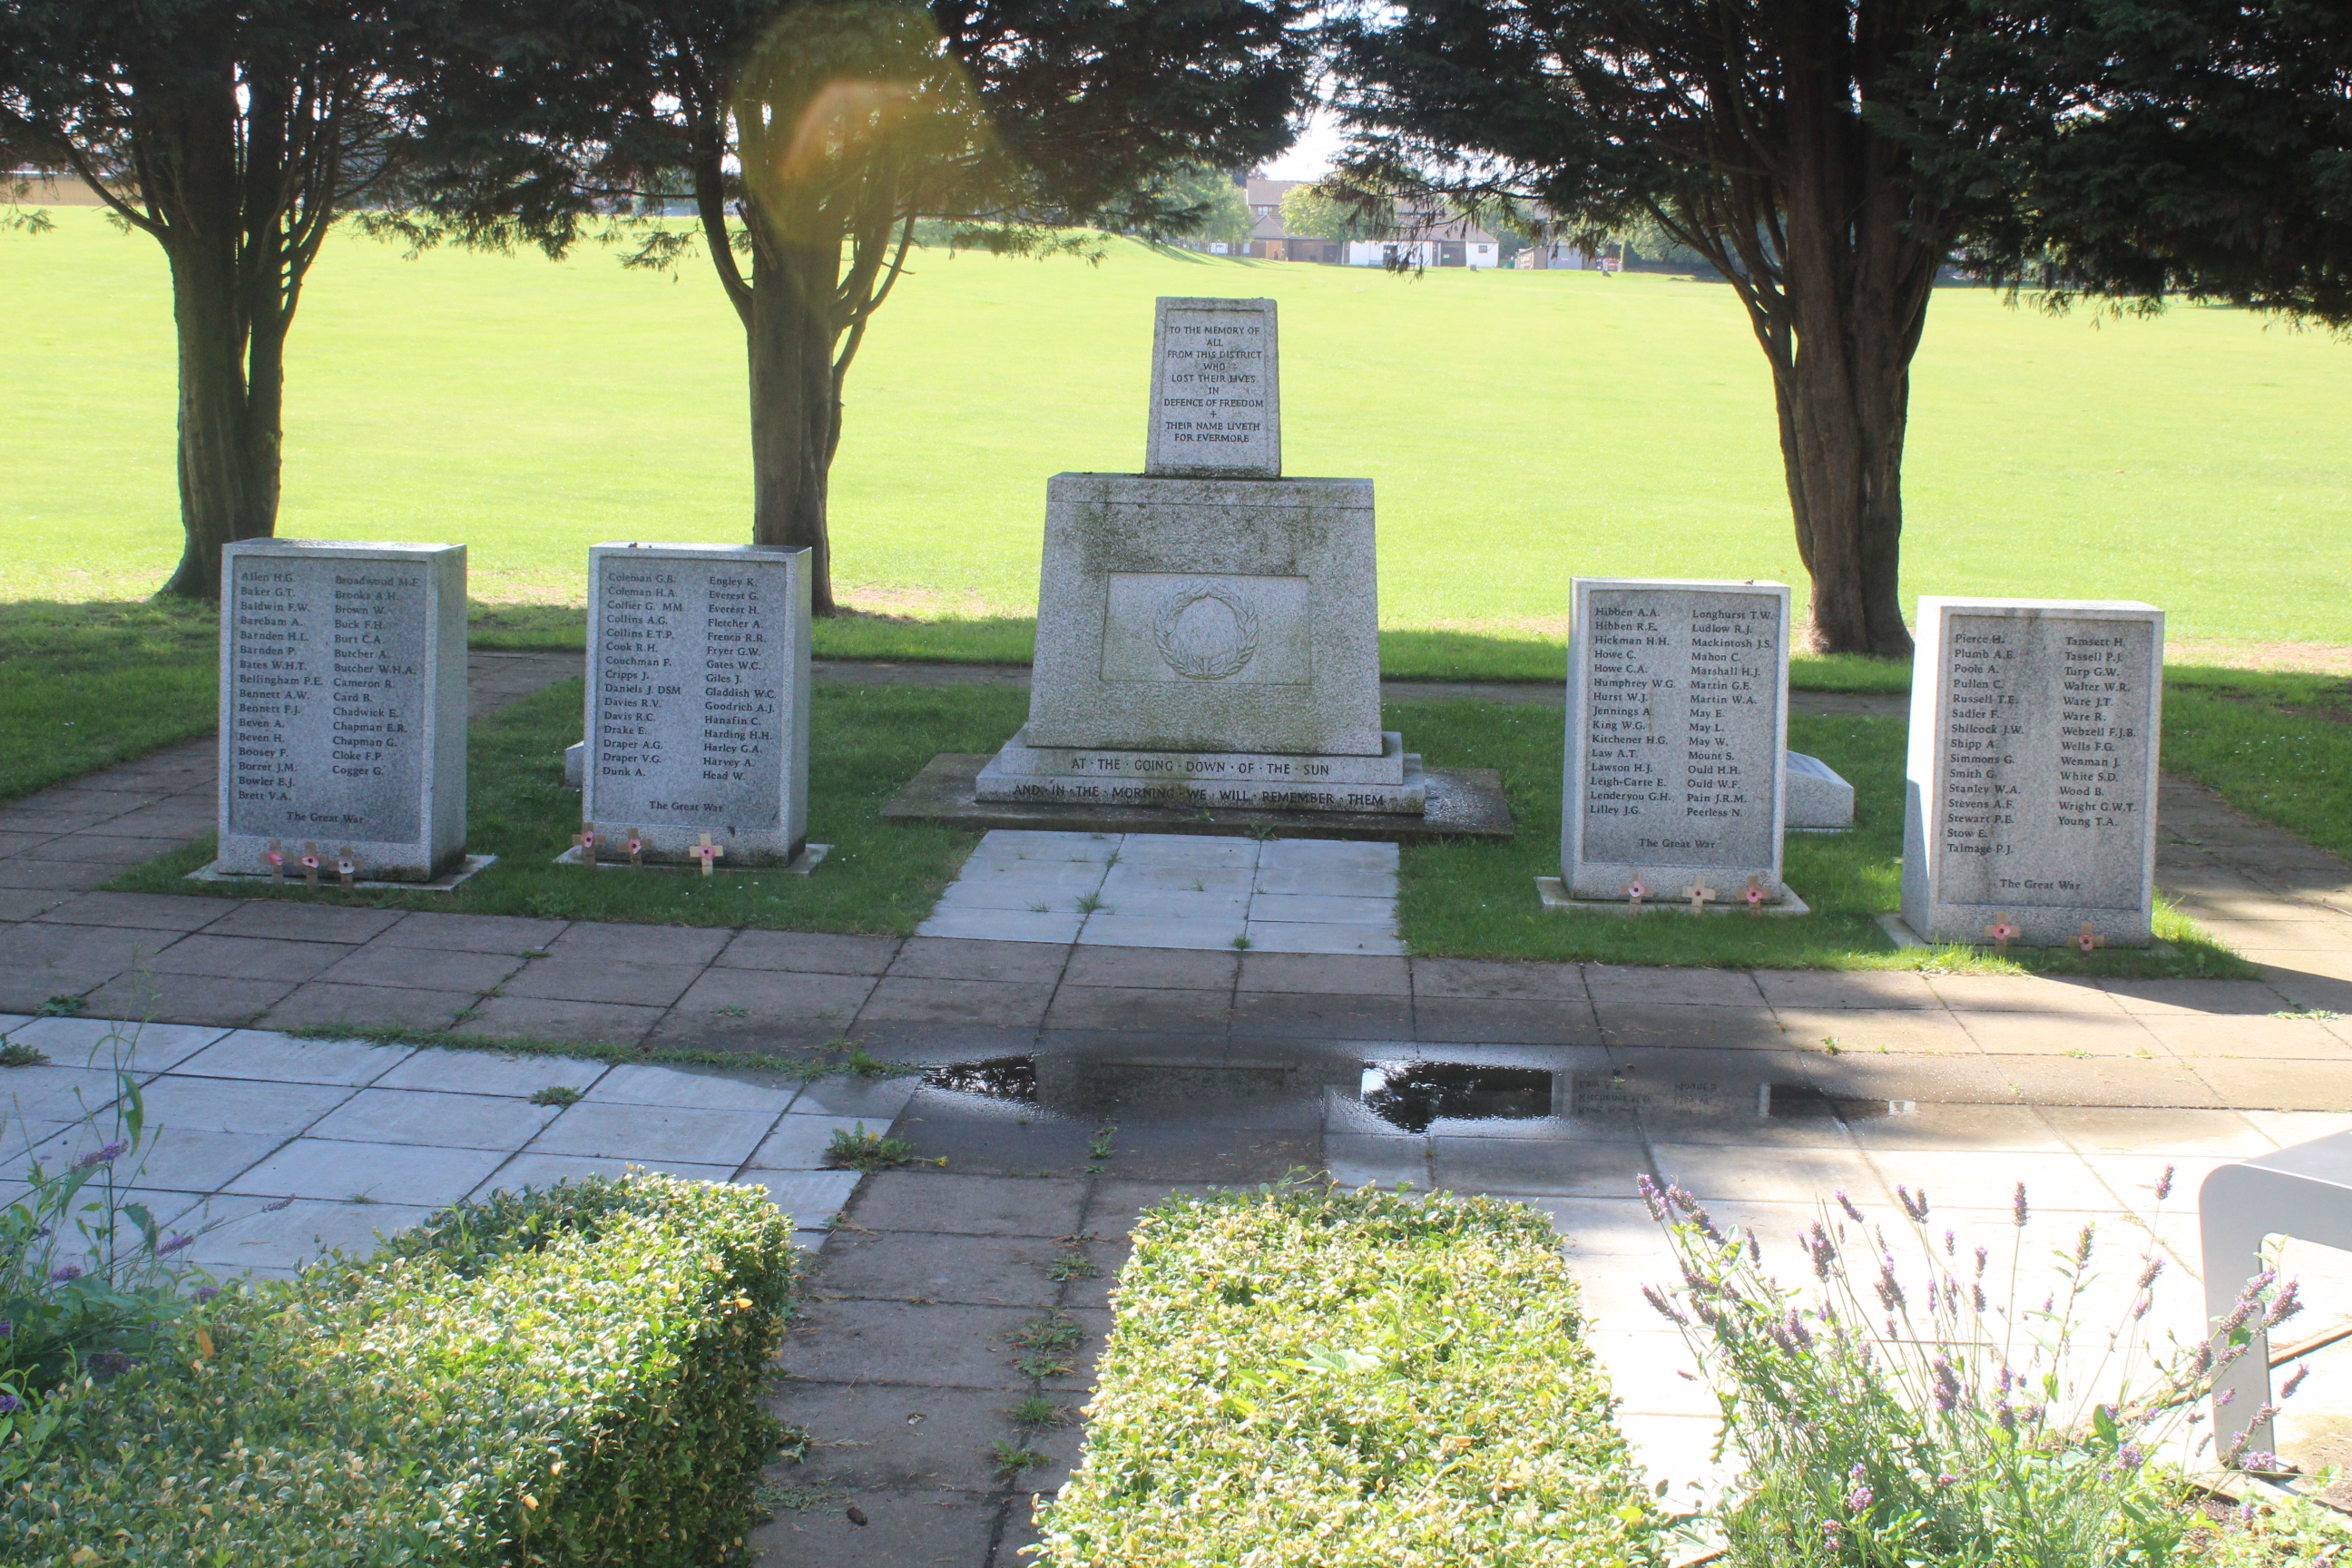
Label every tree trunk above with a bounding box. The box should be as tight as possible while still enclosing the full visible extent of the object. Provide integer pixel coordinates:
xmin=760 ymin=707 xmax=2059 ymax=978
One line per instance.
xmin=1744 ymin=33 xmax=1938 ymax=660
xmin=151 ymin=79 xmax=286 ymax=602
xmin=745 ymin=235 xmax=841 ymax=615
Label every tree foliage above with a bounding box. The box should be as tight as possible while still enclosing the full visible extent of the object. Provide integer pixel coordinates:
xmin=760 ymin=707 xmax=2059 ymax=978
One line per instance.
xmin=1328 ymin=0 xmax=2009 ymax=656
xmin=1278 ymin=182 xmax=1384 ymax=241
xmin=391 ymin=0 xmax=1308 ymax=612
xmin=0 ymin=1 xmax=414 ymax=599
xmin=1912 ymin=0 xmax=2352 ymax=328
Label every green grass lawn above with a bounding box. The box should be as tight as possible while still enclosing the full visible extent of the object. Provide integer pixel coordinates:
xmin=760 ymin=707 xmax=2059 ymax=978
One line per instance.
xmin=103 ymin=676 xmax=2244 ymax=975
xmin=1391 ymin=701 xmax=2247 ymax=977
xmin=5 ymin=209 xmax=2348 ymax=665
xmin=111 ymin=678 xmax=1018 ymax=933
xmin=0 ymin=600 xmax=219 ymax=799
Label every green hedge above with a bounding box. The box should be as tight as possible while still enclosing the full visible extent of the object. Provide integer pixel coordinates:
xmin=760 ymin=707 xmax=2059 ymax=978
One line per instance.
xmin=1035 ymin=1184 xmax=1664 ymax=1568
xmin=6 ymin=1173 xmax=797 ymax=1566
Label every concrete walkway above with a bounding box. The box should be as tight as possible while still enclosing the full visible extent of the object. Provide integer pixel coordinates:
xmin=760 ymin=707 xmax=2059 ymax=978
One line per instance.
xmin=5 ymin=658 xmax=2352 ymax=1557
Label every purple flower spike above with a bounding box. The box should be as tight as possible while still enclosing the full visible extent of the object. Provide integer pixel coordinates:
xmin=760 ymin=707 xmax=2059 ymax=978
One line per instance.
xmin=49 ymin=1264 xmax=84 ymax=1282
xmin=0 ymin=1393 xmax=18 ymax=1415
xmin=156 ymin=1232 xmax=193 ymax=1256
xmin=2281 ymin=1364 xmax=2309 ymax=1398
xmin=2012 ymin=1181 xmax=2030 ymax=1227
xmin=1836 ymin=1188 xmax=1866 ymax=1222
xmin=1897 ymin=1185 xmax=1930 ymax=1222
xmin=72 ymin=1141 xmax=130 ymax=1171
xmin=2155 ymin=1164 xmax=2175 ymax=1201
xmin=193 ymin=1284 xmax=220 ymax=1304
xmin=1636 ymin=1172 xmax=1667 ymax=1221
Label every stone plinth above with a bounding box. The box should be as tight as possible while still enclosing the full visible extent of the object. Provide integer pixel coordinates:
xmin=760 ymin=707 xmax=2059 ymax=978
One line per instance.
xmin=583 ymin=544 xmax=811 ymax=867
xmin=1903 ymin=597 xmax=2162 ymax=946
xmin=1024 ymin=474 xmax=1381 ymax=757
xmin=1787 ymin=750 xmax=1855 ymax=831
xmin=213 ymin=540 xmax=468 ymax=882
xmin=1146 ymin=297 xmax=1279 ymax=479
xmin=1559 ymin=579 xmax=1792 ymax=904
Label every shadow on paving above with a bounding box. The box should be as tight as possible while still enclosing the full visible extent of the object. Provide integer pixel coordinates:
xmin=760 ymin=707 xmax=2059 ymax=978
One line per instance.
xmin=755 ymin=1041 xmax=1338 ymax=1567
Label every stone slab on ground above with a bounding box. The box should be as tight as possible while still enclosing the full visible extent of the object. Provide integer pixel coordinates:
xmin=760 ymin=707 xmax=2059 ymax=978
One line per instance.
xmin=583 ymin=543 xmax=813 ymax=867
xmin=1560 ymin=579 xmax=1794 ymax=905
xmin=1904 ymin=597 xmax=2164 ymax=946
xmin=211 ymin=539 xmax=470 ymax=884
xmin=884 ymin=754 xmax=1512 ymax=843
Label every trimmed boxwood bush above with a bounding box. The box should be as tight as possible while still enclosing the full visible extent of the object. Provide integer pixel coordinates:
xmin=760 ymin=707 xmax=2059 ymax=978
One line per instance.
xmin=5 ymin=1173 xmax=797 ymax=1566
xmin=1035 ymin=1183 xmax=1664 ymax=1568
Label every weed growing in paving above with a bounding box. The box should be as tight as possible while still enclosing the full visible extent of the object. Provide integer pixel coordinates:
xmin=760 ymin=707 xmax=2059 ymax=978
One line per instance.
xmin=1011 ymin=1395 xmax=1073 ymax=1430
xmin=0 ymin=1041 xmax=51 ymax=1068
xmin=35 ymin=996 xmax=86 ymax=1018
xmin=823 ymin=1123 xmax=941 ymax=1174
xmin=1047 ymin=1251 xmax=1100 ymax=1281
xmin=528 ymin=1084 xmax=583 ymax=1107
xmin=1638 ymin=1172 xmax=2308 ymax=1567
xmin=991 ymin=1440 xmax=1047 ymax=1477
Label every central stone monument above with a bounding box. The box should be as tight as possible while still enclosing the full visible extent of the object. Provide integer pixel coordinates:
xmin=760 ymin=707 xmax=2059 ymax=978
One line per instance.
xmin=968 ymin=297 xmax=1434 ymax=819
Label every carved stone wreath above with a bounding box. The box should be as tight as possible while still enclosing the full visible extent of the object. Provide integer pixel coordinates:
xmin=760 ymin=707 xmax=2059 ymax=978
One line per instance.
xmin=1152 ymin=579 xmax=1260 ymax=681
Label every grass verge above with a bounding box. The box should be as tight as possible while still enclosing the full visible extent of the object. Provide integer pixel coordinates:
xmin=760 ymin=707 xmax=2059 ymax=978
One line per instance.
xmin=1034 ymin=1182 xmax=1663 ymax=1568
xmin=0 ymin=599 xmax=218 ymax=801
xmin=107 ymin=676 xmax=1014 ymax=932
xmin=2161 ymin=666 xmax=2352 ymax=861
xmin=10 ymin=1172 xmax=796 ymax=1566
xmin=1392 ymin=700 xmax=2251 ymax=977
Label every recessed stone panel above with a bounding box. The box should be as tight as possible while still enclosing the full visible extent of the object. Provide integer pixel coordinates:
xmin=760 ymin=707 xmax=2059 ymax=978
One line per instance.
xmin=1026 ymin=474 xmax=1380 ymax=756
xmin=583 ymin=544 xmax=811 ymax=866
xmin=1144 ymin=297 xmax=1279 ymax=479
xmin=1099 ymin=573 xmax=1310 ymax=686
xmin=1903 ymin=598 xmax=2162 ymax=946
xmin=1560 ymin=579 xmax=1790 ymax=902
xmin=216 ymin=540 xmax=468 ymax=882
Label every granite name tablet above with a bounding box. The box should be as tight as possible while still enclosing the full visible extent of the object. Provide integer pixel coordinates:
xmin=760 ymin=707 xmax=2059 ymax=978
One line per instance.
xmin=217 ymin=540 xmax=468 ymax=881
xmin=1143 ymin=296 xmax=1280 ymax=480
xmin=1903 ymin=597 xmax=2162 ymax=946
xmin=1560 ymin=578 xmax=1792 ymax=902
xmin=583 ymin=544 xmax=811 ymax=866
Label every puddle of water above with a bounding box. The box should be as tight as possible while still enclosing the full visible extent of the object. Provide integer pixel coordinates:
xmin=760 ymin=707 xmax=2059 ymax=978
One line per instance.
xmin=924 ymin=1057 xmax=1040 ymax=1104
xmin=1761 ymin=1083 xmax=1916 ymax=1122
xmin=1360 ymin=1062 xmax=1553 ymax=1133
xmin=925 ymin=1051 xmax=1345 ymax=1119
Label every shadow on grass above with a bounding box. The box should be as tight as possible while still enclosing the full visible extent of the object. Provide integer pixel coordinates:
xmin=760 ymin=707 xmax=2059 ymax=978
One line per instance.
xmin=0 ymin=599 xmax=218 ymax=802
xmin=108 ymin=677 xmax=1024 ymax=935
xmin=1391 ymin=698 xmax=2251 ymax=977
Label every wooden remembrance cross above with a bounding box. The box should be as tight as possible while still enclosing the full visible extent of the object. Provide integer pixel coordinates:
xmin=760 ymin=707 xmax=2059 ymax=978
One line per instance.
xmin=691 ymin=834 xmax=725 ymax=876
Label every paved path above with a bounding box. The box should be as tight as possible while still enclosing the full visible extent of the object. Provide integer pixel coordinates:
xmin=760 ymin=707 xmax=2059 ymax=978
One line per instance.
xmin=5 ymin=656 xmax=2352 ymax=1555
xmin=917 ymin=830 xmax=1404 ymax=954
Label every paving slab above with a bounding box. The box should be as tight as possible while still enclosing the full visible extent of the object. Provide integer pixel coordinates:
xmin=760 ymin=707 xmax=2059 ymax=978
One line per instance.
xmin=527 ymin=1102 xmax=779 ymax=1165
xmin=0 ymin=1015 xmax=225 ymax=1071
xmin=375 ymin=911 xmax=571 ymax=954
xmin=374 ymin=1049 xmax=608 ymax=1098
xmin=225 ymin=1137 xmax=509 ymax=1206
xmin=74 ymin=972 xmax=295 ymax=1027
xmin=172 ymin=1030 xmax=412 ymax=1086
xmin=849 ymin=1173 xmax=1089 ymax=1238
xmin=260 ymin=982 xmax=479 ymax=1034
xmin=449 ymin=995 xmax=664 ymax=1046
xmin=308 ymin=1087 xmax=562 ymax=1150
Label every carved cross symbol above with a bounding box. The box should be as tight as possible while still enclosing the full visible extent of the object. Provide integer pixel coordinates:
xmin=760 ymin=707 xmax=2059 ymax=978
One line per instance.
xmin=2074 ymin=921 xmax=2102 ymax=955
xmin=1984 ymin=912 xmax=2019 ymax=950
xmin=336 ymin=848 xmax=357 ymax=890
xmin=1624 ymin=877 xmax=1647 ymax=906
xmin=1682 ymin=880 xmax=1718 ymax=914
xmin=265 ymin=839 xmax=285 ymax=883
xmin=573 ymin=822 xmax=601 ymax=863
xmin=624 ymin=828 xmax=643 ymax=868
xmin=691 ymin=833 xmax=725 ymax=876
xmin=299 ymin=842 xmax=321 ymax=887
xmin=1743 ymin=876 xmax=1768 ymax=910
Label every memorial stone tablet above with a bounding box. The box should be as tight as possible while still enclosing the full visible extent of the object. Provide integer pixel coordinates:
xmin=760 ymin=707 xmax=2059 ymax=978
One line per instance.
xmin=217 ymin=540 xmax=467 ymax=881
xmin=583 ymin=544 xmax=811 ymax=866
xmin=1143 ymin=297 xmax=1279 ymax=479
xmin=1559 ymin=579 xmax=1791 ymax=901
xmin=1902 ymin=597 xmax=2162 ymax=946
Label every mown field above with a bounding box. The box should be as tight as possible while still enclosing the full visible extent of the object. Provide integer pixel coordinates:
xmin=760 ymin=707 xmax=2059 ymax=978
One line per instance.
xmin=5 ymin=208 xmax=2349 ymax=664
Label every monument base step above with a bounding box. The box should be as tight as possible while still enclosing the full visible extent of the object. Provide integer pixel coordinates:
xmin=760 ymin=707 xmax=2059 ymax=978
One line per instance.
xmin=975 ymin=750 xmax=1427 ymax=814
xmin=1534 ymin=877 xmax=1812 ymax=917
xmin=550 ymin=843 xmax=831 ymax=875
xmin=886 ymin=754 xmax=1513 ymax=843
xmin=1874 ymin=912 xmax=2172 ymax=954
xmin=186 ymin=854 xmax=499 ymax=893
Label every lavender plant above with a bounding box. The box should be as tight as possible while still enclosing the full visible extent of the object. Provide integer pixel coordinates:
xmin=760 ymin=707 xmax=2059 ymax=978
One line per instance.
xmin=0 ymin=1024 xmax=248 ymax=1446
xmin=1637 ymin=1171 xmax=2304 ymax=1568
